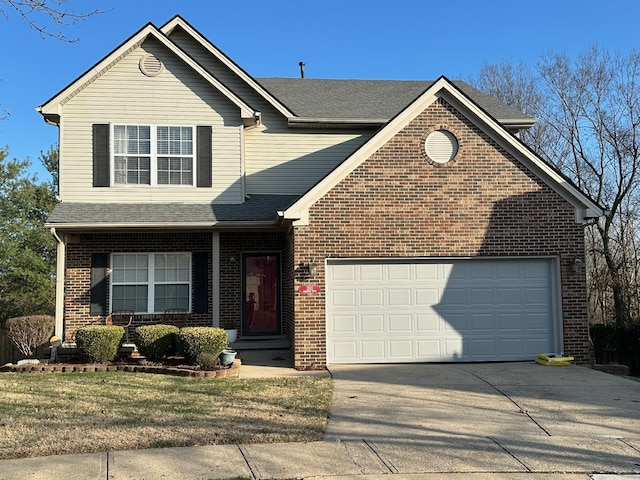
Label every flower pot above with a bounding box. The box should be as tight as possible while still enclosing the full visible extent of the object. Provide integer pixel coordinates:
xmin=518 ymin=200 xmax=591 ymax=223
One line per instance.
xmin=219 ymin=349 xmax=237 ymax=366
xmin=225 ymin=329 xmax=238 ymax=344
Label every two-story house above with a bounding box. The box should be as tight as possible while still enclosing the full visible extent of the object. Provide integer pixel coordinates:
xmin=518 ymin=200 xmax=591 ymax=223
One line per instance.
xmin=39 ymin=16 xmax=602 ymax=369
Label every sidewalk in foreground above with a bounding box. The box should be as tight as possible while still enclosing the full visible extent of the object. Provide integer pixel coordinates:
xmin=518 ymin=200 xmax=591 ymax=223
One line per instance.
xmin=1 ymin=438 xmax=638 ymax=480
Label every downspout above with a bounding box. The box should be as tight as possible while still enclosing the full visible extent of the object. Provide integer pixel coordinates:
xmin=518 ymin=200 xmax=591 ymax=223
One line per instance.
xmin=50 ymin=228 xmax=66 ymax=341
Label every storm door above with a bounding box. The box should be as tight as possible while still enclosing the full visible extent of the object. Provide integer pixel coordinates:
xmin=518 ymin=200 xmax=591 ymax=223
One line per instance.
xmin=242 ymin=253 xmax=281 ymax=336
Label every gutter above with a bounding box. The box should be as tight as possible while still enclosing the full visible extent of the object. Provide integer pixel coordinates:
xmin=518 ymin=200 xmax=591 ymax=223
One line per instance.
xmin=45 ymin=220 xmax=282 ymax=230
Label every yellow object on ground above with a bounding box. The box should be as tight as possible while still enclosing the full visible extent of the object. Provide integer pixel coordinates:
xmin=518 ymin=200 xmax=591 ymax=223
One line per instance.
xmin=535 ymin=353 xmax=574 ymax=366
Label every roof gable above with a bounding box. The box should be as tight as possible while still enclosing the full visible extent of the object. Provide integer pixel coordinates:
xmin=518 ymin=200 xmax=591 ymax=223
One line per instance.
xmin=37 ymin=22 xmax=260 ymax=125
xmin=160 ymin=16 xmax=294 ymax=119
xmin=281 ymin=76 xmax=603 ymax=225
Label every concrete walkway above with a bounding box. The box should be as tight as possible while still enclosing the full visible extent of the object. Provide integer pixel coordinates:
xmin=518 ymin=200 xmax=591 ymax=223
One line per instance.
xmin=1 ymin=359 xmax=639 ymax=479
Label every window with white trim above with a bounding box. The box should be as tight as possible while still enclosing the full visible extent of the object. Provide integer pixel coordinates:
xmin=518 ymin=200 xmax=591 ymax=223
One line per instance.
xmin=110 ymin=253 xmax=191 ymax=313
xmin=113 ymin=125 xmax=195 ymax=186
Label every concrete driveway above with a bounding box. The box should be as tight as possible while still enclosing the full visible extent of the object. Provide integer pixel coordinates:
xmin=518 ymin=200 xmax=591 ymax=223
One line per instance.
xmin=325 ymin=362 xmax=640 ymax=475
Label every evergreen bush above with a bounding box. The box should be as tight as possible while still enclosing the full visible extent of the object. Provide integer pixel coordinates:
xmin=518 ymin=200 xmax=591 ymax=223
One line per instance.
xmin=75 ymin=326 xmax=124 ymax=363
xmin=177 ymin=327 xmax=227 ymax=364
xmin=133 ymin=324 xmax=179 ymax=361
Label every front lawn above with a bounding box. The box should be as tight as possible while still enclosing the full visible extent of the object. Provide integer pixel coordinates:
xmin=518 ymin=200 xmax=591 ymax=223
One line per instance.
xmin=0 ymin=372 xmax=332 ymax=459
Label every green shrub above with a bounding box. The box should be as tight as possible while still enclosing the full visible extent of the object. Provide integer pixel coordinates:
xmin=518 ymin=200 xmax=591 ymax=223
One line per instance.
xmin=75 ymin=326 xmax=124 ymax=363
xmin=177 ymin=327 xmax=227 ymax=364
xmin=133 ymin=324 xmax=179 ymax=361
xmin=5 ymin=315 xmax=55 ymax=358
xmin=196 ymin=352 xmax=220 ymax=371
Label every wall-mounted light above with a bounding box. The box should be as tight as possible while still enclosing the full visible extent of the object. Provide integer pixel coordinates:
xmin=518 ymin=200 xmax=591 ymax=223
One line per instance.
xmin=572 ymin=258 xmax=584 ymax=273
xmin=308 ymin=259 xmax=317 ymax=278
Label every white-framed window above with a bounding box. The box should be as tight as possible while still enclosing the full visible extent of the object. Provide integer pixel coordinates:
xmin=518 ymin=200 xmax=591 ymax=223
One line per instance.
xmin=112 ymin=125 xmax=195 ymax=186
xmin=110 ymin=253 xmax=192 ymax=313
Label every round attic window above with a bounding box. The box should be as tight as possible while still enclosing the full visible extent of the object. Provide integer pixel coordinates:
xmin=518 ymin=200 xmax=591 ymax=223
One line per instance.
xmin=425 ymin=129 xmax=459 ymax=164
xmin=139 ymin=53 xmax=164 ymax=77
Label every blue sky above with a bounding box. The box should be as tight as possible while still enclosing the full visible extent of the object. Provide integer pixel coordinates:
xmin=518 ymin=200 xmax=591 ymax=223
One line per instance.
xmin=1 ymin=0 xmax=639 ymax=181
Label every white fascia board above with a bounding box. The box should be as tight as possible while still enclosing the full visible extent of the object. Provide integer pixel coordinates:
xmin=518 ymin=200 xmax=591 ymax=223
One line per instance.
xmin=160 ymin=16 xmax=295 ymax=119
xmin=38 ymin=28 xmax=149 ymax=115
xmin=37 ymin=23 xmax=259 ymax=123
xmin=439 ymin=89 xmax=604 ymax=221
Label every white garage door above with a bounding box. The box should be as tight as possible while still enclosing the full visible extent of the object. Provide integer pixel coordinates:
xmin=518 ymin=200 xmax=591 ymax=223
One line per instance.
xmin=326 ymin=258 xmax=557 ymax=364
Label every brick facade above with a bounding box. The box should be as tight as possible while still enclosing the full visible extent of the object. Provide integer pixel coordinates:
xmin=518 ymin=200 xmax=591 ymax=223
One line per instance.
xmin=64 ymin=231 xmax=292 ymax=343
xmin=64 ymin=232 xmax=213 ymax=341
xmin=291 ymin=98 xmax=590 ymax=369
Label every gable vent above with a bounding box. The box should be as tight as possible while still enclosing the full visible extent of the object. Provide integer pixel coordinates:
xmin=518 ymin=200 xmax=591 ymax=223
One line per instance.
xmin=139 ymin=53 xmax=164 ymax=77
xmin=425 ymin=129 xmax=458 ymax=164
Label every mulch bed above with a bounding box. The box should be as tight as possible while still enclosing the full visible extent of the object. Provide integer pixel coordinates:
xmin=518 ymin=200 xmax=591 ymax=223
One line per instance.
xmin=0 ymin=357 xmax=241 ymax=378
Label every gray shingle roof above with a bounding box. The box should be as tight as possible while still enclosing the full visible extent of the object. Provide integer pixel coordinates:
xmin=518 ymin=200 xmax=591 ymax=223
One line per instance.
xmin=256 ymin=78 xmax=534 ymax=124
xmin=46 ymin=194 xmax=300 ymax=227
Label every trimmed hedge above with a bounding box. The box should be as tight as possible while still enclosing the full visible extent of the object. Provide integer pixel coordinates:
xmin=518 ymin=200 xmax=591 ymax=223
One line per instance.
xmin=177 ymin=327 xmax=227 ymax=364
xmin=75 ymin=326 xmax=124 ymax=363
xmin=133 ymin=324 xmax=179 ymax=361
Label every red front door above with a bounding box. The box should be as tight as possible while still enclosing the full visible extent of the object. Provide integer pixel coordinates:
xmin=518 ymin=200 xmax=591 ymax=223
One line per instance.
xmin=242 ymin=254 xmax=280 ymax=336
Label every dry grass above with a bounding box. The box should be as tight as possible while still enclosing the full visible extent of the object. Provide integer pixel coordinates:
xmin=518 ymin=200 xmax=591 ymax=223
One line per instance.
xmin=0 ymin=372 xmax=332 ymax=460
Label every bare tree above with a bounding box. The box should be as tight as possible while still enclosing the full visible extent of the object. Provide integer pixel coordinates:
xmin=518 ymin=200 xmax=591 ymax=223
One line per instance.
xmin=471 ymin=47 xmax=640 ymax=327
xmin=0 ymin=0 xmax=103 ymax=42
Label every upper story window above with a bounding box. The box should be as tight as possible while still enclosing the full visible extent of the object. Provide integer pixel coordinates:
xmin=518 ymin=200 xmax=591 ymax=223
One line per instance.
xmin=113 ymin=124 xmax=195 ymax=186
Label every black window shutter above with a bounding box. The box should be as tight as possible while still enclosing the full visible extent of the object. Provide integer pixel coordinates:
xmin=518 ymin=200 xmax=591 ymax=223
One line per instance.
xmin=93 ymin=124 xmax=110 ymax=187
xmin=196 ymin=125 xmax=212 ymax=188
xmin=90 ymin=253 xmax=108 ymax=316
xmin=193 ymin=252 xmax=209 ymax=314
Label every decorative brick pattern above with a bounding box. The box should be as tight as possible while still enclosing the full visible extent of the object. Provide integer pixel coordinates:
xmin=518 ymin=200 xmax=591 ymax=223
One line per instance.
xmin=291 ymin=98 xmax=590 ymax=369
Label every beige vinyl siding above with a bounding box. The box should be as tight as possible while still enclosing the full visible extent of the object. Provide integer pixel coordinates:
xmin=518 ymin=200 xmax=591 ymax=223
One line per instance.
xmin=244 ymin=126 xmax=373 ymax=194
xmin=59 ymin=38 xmax=243 ymax=204
xmin=169 ymin=29 xmax=374 ymax=195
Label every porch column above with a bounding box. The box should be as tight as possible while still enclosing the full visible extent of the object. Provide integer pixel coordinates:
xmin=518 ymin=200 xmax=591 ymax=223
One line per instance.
xmin=51 ymin=228 xmax=65 ymax=339
xmin=212 ymin=231 xmax=220 ymax=327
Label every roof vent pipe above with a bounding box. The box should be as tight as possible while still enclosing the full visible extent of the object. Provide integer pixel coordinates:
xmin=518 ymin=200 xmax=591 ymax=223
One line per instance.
xmin=299 ymin=61 xmax=305 ymax=79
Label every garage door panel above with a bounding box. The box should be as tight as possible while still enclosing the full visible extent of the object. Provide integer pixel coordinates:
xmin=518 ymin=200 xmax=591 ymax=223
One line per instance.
xmin=525 ymin=287 xmax=551 ymax=305
xmin=416 ymin=288 xmax=439 ymax=305
xmin=470 ymin=288 xmax=495 ymax=305
xmin=416 ymin=314 xmax=439 ymax=331
xmin=361 ymin=341 xmax=385 ymax=360
xmin=388 ymin=264 xmax=412 ymax=280
xmin=327 ymin=259 xmax=556 ymax=364
xmin=331 ymin=289 xmax=357 ymax=307
xmin=469 ymin=338 xmax=498 ymax=357
xmin=500 ymin=338 xmax=526 ymax=356
xmin=332 ymin=341 xmax=358 ymax=362
xmin=361 ymin=315 xmax=384 ymax=333
xmin=331 ymin=315 xmax=357 ymax=333
xmin=440 ymin=288 xmax=467 ymax=306
xmin=388 ymin=314 xmax=412 ymax=332
xmin=388 ymin=288 xmax=412 ymax=306
xmin=389 ymin=340 xmax=413 ymax=358
xmin=360 ymin=289 xmax=384 ymax=307
xmin=470 ymin=262 xmax=494 ymax=279
xmin=330 ymin=264 xmax=357 ymax=281
xmin=498 ymin=312 xmax=525 ymax=330
xmin=360 ymin=264 xmax=383 ymax=280
xmin=498 ymin=287 xmax=523 ymax=304
xmin=471 ymin=313 xmax=495 ymax=331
